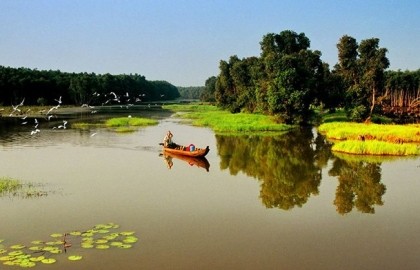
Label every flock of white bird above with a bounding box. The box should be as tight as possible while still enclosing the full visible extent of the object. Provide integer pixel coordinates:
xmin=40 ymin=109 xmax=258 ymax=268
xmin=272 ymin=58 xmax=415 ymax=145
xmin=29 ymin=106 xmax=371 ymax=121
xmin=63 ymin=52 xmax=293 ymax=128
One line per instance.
xmin=6 ymin=91 xmax=155 ymax=137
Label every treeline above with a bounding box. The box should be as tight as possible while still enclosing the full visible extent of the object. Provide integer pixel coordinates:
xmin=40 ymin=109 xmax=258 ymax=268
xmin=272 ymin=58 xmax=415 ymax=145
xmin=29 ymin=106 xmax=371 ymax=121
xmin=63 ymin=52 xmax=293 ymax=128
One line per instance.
xmin=0 ymin=66 xmax=180 ymax=106
xmin=177 ymin=86 xmax=205 ymax=99
xmin=201 ymin=30 xmax=419 ymax=124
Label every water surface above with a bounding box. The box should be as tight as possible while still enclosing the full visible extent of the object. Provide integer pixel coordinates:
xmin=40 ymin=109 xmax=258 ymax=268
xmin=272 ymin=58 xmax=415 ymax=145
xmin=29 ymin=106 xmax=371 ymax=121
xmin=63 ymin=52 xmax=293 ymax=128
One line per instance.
xmin=0 ymin=113 xmax=419 ymax=269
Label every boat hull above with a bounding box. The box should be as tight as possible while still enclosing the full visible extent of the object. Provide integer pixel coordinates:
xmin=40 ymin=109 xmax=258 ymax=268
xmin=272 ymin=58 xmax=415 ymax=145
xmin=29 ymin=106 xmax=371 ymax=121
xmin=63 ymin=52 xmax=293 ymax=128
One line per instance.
xmin=163 ymin=145 xmax=210 ymax=157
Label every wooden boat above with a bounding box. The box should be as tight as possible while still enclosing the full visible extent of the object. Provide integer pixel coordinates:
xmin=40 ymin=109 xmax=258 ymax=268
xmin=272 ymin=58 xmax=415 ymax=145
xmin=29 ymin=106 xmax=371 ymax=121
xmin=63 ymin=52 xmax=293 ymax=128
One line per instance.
xmin=162 ymin=144 xmax=210 ymax=158
xmin=163 ymin=151 xmax=210 ymax=171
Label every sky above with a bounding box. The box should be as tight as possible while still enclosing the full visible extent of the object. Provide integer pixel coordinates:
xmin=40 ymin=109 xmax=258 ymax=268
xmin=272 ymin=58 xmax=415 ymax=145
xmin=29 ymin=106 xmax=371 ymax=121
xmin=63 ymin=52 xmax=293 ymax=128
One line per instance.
xmin=0 ymin=0 xmax=419 ymax=86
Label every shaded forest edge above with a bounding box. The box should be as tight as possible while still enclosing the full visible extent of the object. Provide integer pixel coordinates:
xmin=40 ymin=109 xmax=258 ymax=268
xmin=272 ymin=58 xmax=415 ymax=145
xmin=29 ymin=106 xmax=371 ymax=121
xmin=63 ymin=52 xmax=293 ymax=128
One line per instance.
xmin=0 ymin=66 xmax=181 ymax=107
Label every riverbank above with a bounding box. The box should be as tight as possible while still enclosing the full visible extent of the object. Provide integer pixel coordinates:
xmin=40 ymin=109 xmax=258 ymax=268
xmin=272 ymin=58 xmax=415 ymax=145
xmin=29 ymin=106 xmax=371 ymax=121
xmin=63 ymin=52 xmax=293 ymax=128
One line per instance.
xmin=319 ymin=122 xmax=420 ymax=156
xmin=163 ymin=104 xmax=292 ymax=134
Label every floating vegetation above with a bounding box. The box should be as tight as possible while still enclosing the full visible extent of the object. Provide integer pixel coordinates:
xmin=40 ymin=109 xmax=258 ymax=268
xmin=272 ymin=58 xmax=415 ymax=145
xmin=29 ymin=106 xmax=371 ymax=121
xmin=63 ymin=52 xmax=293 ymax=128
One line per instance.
xmin=0 ymin=223 xmax=138 ymax=268
xmin=0 ymin=177 xmax=50 ymax=199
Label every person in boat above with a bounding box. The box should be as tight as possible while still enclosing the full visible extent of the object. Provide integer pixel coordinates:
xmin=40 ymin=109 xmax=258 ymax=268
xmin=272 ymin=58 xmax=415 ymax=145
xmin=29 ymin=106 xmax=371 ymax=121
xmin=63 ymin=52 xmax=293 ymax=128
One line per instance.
xmin=163 ymin=130 xmax=176 ymax=148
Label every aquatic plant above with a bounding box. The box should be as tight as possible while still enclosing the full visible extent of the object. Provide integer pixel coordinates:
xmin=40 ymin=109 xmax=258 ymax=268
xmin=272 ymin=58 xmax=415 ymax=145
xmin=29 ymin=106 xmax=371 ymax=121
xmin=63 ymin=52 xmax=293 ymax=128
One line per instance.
xmin=332 ymin=140 xmax=420 ymax=156
xmin=164 ymin=104 xmax=292 ymax=133
xmin=0 ymin=177 xmax=22 ymax=195
xmin=72 ymin=116 xmax=158 ymax=133
xmin=0 ymin=177 xmax=49 ymax=199
xmin=0 ymin=222 xmax=138 ymax=268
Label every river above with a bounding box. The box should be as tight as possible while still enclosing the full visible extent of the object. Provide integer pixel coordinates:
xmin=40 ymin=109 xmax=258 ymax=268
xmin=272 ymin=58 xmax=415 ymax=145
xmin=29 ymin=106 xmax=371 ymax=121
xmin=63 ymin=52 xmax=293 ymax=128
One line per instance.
xmin=0 ymin=110 xmax=419 ymax=270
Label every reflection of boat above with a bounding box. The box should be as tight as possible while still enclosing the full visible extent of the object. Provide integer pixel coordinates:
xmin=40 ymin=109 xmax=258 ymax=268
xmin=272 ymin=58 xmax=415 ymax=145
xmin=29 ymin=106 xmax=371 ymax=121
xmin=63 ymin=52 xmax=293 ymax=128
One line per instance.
xmin=163 ymin=151 xmax=210 ymax=171
xmin=162 ymin=144 xmax=210 ymax=158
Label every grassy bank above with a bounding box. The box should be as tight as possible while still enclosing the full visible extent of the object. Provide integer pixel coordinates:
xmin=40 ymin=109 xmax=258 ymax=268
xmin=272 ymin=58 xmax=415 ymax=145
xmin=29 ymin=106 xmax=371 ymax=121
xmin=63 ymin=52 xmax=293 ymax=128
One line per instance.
xmin=319 ymin=122 xmax=420 ymax=156
xmin=72 ymin=116 xmax=158 ymax=133
xmin=163 ymin=104 xmax=292 ymax=133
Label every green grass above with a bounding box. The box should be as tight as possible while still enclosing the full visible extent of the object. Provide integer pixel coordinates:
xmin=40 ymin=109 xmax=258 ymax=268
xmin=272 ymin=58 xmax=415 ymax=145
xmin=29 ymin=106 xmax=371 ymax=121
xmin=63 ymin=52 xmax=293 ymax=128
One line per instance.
xmin=319 ymin=122 xmax=420 ymax=156
xmin=105 ymin=117 xmax=158 ymax=127
xmin=163 ymin=104 xmax=292 ymax=133
xmin=332 ymin=140 xmax=420 ymax=156
xmin=0 ymin=177 xmax=22 ymax=194
xmin=318 ymin=122 xmax=420 ymax=143
xmin=72 ymin=117 xmax=158 ymax=133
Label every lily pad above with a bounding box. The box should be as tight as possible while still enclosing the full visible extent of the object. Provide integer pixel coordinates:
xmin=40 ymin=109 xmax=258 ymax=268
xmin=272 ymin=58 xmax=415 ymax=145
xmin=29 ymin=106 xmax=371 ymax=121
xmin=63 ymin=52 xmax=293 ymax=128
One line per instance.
xmin=95 ymin=239 xmax=108 ymax=244
xmin=81 ymin=243 xmax=94 ymax=249
xmin=10 ymin=244 xmax=25 ymax=249
xmin=120 ymin=231 xmax=135 ymax=236
xmin=0 ymin=255 xmax=12 ymax=261
xmin=8 ymin=250 xmax=24 ymax=256
xmin=68 ymin=255 xmax=83 ymax=261
xmin=95 ymin=244 xmax=110 ymax=249
xmin=0 ymin=249 xmax=7 ymax=254
xmin=29 ymin=256 xmax=45 ymax=262
xmin=28 ymin=246 xmax=44 ymax=251
xmin=50 ymin=233 xmax=63 ymax=238
xmin=20 ymin=260 xmax=36 ymax=268
xmin=41 ymin=258 xmax=56 ymax=264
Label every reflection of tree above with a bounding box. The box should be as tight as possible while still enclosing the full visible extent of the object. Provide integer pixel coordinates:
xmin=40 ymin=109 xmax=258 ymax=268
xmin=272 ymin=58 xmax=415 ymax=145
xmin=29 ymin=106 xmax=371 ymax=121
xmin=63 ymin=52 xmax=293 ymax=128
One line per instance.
xmin=329 ymin=157 xmax=386 ymax=214
xmin=216 ymin=129 xmax=330 ymax=210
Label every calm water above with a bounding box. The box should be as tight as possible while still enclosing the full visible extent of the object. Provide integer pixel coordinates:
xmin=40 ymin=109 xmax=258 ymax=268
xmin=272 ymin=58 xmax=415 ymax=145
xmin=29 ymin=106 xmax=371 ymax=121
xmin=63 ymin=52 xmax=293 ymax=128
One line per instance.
xmin=0 ymin=112 xmax=419 ymax=270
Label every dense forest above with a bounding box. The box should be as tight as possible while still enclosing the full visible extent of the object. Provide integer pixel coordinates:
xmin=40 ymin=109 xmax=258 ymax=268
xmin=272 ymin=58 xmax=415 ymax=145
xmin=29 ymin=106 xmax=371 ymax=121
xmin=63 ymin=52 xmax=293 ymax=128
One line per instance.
xmin=201 ymin=30 xmax=420 ymax=123
xmin=177 ymin=86 xmax=205 ymax=99
xmin=0 ymin=66 xmax=180 ymax=106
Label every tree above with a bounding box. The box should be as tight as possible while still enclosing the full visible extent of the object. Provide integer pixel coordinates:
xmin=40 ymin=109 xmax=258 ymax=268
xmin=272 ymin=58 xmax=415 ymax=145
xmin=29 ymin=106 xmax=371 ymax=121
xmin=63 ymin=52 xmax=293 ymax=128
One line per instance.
xmin=200 ymin=76 xmax=216 ymax=102
xmin=335 ymin=36 xmax=389 ymax=121
xmin=261 ymin=30 xmax=323 ymax=124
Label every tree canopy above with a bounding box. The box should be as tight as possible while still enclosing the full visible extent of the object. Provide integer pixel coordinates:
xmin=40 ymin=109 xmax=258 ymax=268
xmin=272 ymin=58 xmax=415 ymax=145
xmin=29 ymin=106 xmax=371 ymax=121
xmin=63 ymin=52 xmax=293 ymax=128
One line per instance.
xmin=0 ymin=66 xmax=180 ymax=106
xmin=207 ymin=30 xmax=418 ymax=124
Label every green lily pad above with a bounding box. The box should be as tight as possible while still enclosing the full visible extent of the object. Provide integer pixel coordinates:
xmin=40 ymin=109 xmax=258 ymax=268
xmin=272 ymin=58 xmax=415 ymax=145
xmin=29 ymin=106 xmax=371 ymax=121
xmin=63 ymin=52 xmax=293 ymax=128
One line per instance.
xmin=0 ymin=255 xmax=12 ymax=261
xmin=50 ymin=233 xmax=63 ymax=238
xmin=69 ymin=231 xmax=82 ymax=236
xmin=28 ymin=246 xmax=44 ymax=251
xmin=95 ymin=239 xmax=108 ymax=244
xmin=10 ymin=244 xmax=25 ymax=249
xmin=30 ymin=240 xmax=44 ymax=245
xmin=120 ymin=231 xmax=135 ymax=236
xmin=110 ymin=241 xmax=123 ymax=247
xmin=68 ymin=255 xmax=83 ymax=261
xmin=0 ymin=249 xmax=7 ymax=254
xmin=29 ymin=256 xmax=45 ymax=262
xmin=41 ymin=258 xmax=56 ymax=264
xmin=8 ymin=250 xmax=24 ymax=256
xmin=81 ymin=243 xmax=94 ymax=249
xmin=95 ymin=244 xmax=110 ymax=249
xmin=123 ymin=237 xmax=138 ymax=243
xmin=20 ymin=260 xmax=36 ymax=268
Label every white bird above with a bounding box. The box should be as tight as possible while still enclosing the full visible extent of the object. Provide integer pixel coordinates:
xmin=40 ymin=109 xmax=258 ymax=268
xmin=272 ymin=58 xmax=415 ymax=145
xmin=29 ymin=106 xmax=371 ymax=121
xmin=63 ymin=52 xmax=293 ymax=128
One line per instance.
xmin=90 ymin=132 xmax=97 ymax=137
xmin=30 ymin=129 xmax=40 ymax=135
xmin=55 ymin=96 xmax=62 ymax=104
xmin=58 ymin=120 xmax=67 ymax=129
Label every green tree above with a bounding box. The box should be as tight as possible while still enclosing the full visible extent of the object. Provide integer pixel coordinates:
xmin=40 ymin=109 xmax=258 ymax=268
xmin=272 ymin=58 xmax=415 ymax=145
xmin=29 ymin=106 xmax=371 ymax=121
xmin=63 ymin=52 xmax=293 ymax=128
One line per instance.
xmin=261 ymin=30 xmax=324 ymax=124
xmin=335 ymin=36 xmax=389 ymax=121
xmin=201 ymin=76 xmax=216 ymax=102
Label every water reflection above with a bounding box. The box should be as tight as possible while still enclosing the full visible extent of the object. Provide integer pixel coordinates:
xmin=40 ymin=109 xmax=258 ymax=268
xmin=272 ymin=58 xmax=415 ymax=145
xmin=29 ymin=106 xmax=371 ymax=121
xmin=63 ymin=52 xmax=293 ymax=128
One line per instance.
xmin=216 ymin=128 xmax=388 ymax=214
xmin=329 ymin=156 xmax=386 ymax=214
xmin=216 ymin=129 xmax=325 ymax=210
xmin=161 ymin=152 xmax=210 ymax=171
